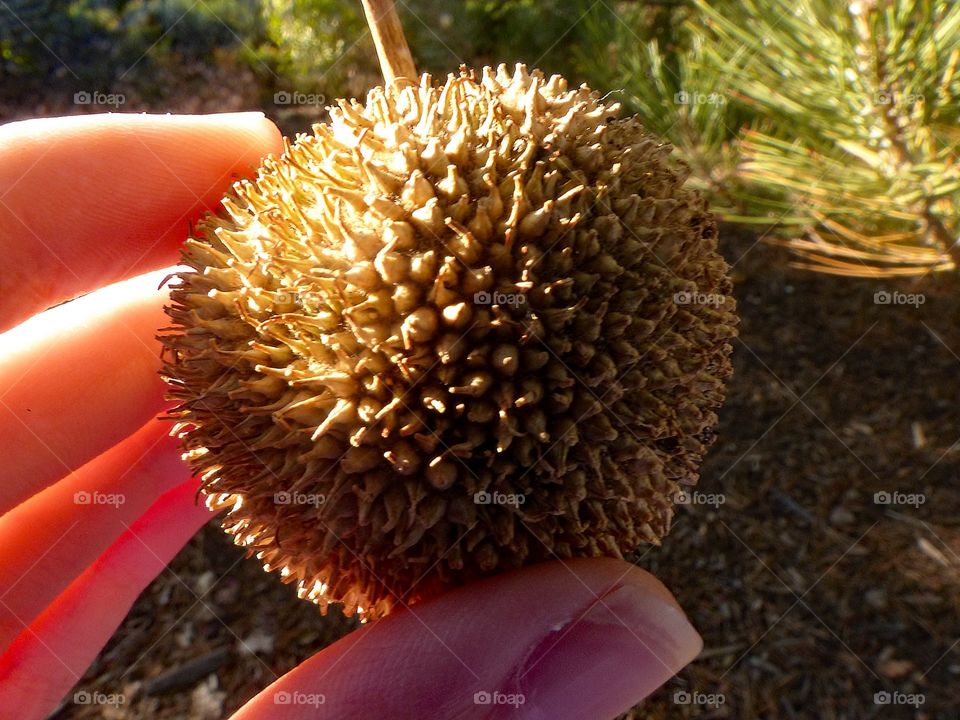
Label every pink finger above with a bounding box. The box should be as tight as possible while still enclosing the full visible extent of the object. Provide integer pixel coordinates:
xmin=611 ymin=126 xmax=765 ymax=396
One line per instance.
xmin=0 ymin=112 xmax=282 ymax=333
xmin=232 ymin=558 xmax=702 ymax=720
xmin=0 ymin=477 xmax=212 ymax=720
xmin=0 ymin=268 xmax=172 ymax=515
xmin=0 ymin=418 xmax=185 ymax=652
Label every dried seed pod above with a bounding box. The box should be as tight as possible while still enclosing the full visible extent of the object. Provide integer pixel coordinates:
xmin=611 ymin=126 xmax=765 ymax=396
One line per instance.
xmin=161 ymin=65 xmax=738 ymax=620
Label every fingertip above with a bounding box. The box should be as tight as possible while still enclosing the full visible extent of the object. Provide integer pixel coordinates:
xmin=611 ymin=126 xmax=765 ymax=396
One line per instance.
xmin=0 ymin=112 xmax=283 ymax=330
xmin=230 ymin=558 xmax=699 ymax=720
xmin=0 ymin=111 xmax=280 ymax=148
xmin=444 ymin=557 xmax=701 ymax=719
xmin=510 ymin=559 xmax=702 ymax=719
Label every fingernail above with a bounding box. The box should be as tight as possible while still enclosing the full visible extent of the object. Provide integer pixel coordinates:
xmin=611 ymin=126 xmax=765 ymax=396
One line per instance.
xmin=511 ymin=584 xmax=702 ymax=719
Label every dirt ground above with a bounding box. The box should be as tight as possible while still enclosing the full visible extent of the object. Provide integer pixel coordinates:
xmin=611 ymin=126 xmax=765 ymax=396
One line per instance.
xmin=9 ymin=78 xmax=958 ymax=720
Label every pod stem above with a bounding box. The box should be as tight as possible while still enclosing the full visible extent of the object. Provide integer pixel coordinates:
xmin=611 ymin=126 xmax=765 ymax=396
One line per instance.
xmin=361 ymin=0 xmax=417 ymax=86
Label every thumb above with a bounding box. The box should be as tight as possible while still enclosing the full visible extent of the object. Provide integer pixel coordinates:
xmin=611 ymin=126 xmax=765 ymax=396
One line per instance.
xmin=232 ymin=558 xmax=700 ymax=719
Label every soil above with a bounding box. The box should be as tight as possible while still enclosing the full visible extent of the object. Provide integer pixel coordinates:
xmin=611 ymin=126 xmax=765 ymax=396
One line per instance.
xmin=9 ymin=81 xmax=958 ymax=720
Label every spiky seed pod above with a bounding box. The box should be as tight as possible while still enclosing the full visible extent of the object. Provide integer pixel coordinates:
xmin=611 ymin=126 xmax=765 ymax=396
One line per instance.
xmin=161 ymin=65 xmax=738 ymax=619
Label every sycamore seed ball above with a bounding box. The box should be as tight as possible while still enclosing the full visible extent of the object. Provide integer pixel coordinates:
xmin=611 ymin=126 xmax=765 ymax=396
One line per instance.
xmin=162 ymin=65 xmax=738 ymax=619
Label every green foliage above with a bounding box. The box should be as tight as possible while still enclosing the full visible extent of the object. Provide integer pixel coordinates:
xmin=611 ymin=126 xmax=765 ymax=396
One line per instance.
xmin=14 ymin=0 xmax=957 ymax=277
xmin=259 ymin=0 xmax=599 ymax=98
xmin=579 ymin=1 xmax=746 ymax=205
xmin=1 ymin=0 xmax=606 ymax=109
xmin=578 ymin=0 xmax=960 ymax=276
xmin=402 ymin=0 xmax=595 ymax=77
xmin=118 ymin=0 xmax=266 ymax=60
xmin=261 ymin=0 xmax=370 ymax=96
xmin=0 ymin=0 xmax=268 ymax=97
xmin=698 ymin=0 xmax=960 ymax=274
xmin=0 ymin=0 xmax=115 ymax=87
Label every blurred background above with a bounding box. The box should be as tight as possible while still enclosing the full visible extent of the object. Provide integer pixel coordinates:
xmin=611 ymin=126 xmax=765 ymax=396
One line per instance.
xmin=3 ymin=1 xmax=959 ymax=718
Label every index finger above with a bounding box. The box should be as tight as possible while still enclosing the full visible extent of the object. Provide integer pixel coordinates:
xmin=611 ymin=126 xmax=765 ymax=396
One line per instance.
xmin=0 ymin=112 xmax=282 ymax=333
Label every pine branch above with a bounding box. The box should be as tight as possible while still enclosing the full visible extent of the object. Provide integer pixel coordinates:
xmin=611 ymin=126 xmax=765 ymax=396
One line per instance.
xmin=576 ymin=2 xmax=746 ymax=212
xmin=576 ymin=0 xmax=960 ymax=276
xmin=695 ymin=0 xmax=960 ymax=275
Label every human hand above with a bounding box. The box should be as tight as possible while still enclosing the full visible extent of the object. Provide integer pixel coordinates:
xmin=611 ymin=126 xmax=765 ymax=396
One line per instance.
xmin=0 ymin=113 xmax=701 ymax=719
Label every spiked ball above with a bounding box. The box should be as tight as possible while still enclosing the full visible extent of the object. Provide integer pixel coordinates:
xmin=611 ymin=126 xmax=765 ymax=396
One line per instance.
xmin=161 ymin=65 xmax=738 ymax=619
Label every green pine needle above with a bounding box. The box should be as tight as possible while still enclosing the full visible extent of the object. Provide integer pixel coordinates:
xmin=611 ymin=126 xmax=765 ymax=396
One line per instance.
xmin=579 ymin=0 xmax=960 ymax=276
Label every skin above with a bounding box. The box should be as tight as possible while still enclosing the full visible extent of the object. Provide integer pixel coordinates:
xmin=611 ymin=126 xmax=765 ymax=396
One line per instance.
xmin=0 ymin=113 xmax=702 ymax=719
